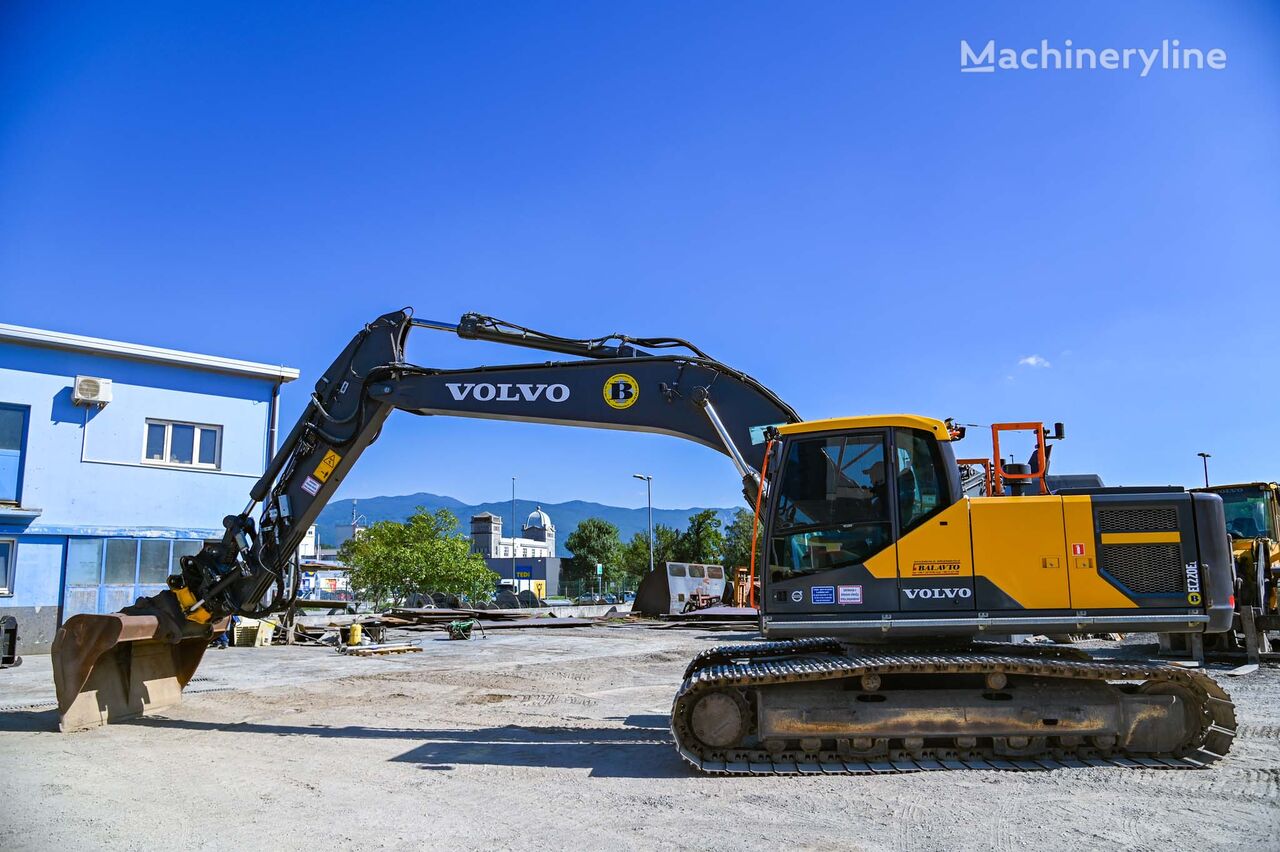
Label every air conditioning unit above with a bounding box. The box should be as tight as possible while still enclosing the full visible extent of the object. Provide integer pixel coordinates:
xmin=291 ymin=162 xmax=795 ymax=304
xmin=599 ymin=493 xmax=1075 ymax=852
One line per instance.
xmin=73 ymin=375 xmax=113 ymax=406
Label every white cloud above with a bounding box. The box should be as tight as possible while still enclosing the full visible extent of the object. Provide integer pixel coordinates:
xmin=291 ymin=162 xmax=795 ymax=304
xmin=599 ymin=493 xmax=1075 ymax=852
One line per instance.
xmin=1018 ymin=354 xmax=1051 ymax=368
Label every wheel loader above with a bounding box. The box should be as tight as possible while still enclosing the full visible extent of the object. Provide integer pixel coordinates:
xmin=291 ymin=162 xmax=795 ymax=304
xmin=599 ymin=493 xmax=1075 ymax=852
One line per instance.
xmin=1161 ymin=482 xmax=1280 ymax=662
xmin=52 ymin=310 xmax=1238 ymax=774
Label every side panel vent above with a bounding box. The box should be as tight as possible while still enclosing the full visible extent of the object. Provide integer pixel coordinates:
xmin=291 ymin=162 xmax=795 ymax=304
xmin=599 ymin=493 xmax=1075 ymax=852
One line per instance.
xmin=1099 ymin=543 xmax=1184 ymax=595
xmin=1096 ymin=506 xmax=1178 ymax=533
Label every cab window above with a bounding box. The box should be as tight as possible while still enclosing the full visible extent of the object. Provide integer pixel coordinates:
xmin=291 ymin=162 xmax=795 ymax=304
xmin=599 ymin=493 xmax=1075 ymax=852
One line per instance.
xmin=769 ymin=432 xmax=891 ymax=580
xmin=894 ymin=428 xmax=945 ymax=533
xmin=1219 ymin=487 xmax=1275 ymax=539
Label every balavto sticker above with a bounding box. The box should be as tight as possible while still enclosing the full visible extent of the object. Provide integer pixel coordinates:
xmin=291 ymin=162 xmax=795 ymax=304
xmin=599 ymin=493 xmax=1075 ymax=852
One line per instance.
xmin=811 ymin=586 xmax=836 ymax=605
xmin=301 ymin=476 xmax=322 ymax=496
xmin=789 ymin=589 xmax=803 ymax=603
xmin=909 ymin=562 xmax=962 ymax=577
xmin=838 ymin=584 xmax=863 ymax=605
xmin=603 ymin=373 xmax=639 ymax=410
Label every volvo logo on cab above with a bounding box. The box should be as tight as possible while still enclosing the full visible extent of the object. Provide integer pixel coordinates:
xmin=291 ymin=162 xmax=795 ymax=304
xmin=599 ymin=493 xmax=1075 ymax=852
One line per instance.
xmin=445 ymin=382 xmax=570 ymax=403
xmin=904 ymin=587 xmax=972 ymax=600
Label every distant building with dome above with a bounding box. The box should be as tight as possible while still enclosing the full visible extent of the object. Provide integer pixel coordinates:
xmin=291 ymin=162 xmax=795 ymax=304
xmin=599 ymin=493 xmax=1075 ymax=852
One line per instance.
xmin=470 ymin=506 xmax=562 ymax=598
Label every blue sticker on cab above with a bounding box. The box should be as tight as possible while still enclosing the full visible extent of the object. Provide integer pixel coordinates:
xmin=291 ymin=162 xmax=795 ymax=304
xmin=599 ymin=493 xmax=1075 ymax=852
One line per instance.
xmin=810 ymin=586 xmax=835 ymax=605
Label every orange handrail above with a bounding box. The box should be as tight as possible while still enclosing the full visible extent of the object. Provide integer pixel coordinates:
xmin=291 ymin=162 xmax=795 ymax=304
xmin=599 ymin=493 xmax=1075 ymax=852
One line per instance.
xmin=991 ymin=422 xmax=1050 ymax=495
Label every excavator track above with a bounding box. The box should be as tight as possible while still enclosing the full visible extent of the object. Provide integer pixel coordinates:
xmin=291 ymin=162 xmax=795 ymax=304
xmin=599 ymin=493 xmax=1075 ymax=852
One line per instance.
xmin=671 ymin=640 xmax=1236 ymax=776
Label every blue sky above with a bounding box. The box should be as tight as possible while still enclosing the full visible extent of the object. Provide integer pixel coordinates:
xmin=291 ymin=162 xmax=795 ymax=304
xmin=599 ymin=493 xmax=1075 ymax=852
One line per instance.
xmin=2 ymin=2 xmax=1277 ymax=510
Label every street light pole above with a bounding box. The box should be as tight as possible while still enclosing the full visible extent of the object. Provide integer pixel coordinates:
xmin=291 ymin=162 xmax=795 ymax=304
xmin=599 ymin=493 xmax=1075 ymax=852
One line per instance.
xmin=511 ymin=476 xmax=517 ymax=604
xmin=1197 ymin=452 xmax=1211 ymax=488
xmin=633 ymin=474 xmax=653 ymax=578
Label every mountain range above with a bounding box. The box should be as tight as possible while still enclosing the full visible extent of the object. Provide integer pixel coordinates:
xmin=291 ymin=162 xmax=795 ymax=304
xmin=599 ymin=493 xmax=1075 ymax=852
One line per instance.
xmin=316 ymin=492 xmax=740 ymax=556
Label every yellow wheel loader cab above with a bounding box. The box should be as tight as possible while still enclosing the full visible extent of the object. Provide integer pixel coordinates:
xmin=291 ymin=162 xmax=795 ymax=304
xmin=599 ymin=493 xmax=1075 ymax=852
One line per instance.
xmin=1193 ymin=482 xmax=1280 ymax=626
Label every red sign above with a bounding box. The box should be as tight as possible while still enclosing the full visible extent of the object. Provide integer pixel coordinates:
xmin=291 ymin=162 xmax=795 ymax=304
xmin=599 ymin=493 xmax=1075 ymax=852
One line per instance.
xmin=1071 ymin=543 xmax=1086 ymax=556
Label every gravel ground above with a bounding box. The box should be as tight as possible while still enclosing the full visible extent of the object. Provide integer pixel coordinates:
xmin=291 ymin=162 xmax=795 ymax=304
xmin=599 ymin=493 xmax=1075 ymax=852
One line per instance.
xmin=1 ymin=627 xmax=1277 ymax=851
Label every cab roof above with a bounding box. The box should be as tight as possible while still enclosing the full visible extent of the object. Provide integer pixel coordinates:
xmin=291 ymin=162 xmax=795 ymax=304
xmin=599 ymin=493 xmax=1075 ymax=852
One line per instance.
xmin=778 ymin=415 xmax=953 ymax=440
xmin=1201 ymin=482 xmax=1279 ymax=492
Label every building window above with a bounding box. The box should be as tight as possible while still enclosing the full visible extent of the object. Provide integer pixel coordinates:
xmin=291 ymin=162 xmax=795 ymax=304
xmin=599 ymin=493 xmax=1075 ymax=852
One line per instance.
xmin=63 ymin=537 xmax=204 ymax=617
xmin=143 ymin=420 xmax=222 ymax=469
xmin=0 ymin=539 xmax=14 ymax=595
xmin=0 ymin=404 xmax=29 ymax=504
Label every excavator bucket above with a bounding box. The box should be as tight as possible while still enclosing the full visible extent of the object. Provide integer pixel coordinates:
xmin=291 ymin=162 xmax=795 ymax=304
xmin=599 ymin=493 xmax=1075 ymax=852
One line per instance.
xmin=52 ymin=606 xmax=216 ymax=731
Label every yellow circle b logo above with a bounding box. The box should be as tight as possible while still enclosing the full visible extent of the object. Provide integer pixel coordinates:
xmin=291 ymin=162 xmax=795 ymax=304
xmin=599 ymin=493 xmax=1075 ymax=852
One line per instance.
xmin=603 ymin=373 xmax=639 ymax=410
xmin=1187 ymin=592 xmax=1202 ymax=605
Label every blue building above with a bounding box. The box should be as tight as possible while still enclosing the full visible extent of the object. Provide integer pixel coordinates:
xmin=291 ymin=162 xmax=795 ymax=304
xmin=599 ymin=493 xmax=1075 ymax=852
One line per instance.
xmin=0 ymin=322 xmax=297 ymax=652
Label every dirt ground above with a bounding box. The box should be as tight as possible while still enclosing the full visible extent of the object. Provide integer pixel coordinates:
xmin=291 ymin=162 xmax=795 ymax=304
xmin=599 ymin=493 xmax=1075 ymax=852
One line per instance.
xmin=1 ymin=626 xmax=1277 ymax=851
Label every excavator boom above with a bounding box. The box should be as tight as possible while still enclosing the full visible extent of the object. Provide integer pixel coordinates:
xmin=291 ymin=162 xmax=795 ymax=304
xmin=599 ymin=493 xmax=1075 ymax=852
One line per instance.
xmin=52 ymin=309 xmax=799 ymax=728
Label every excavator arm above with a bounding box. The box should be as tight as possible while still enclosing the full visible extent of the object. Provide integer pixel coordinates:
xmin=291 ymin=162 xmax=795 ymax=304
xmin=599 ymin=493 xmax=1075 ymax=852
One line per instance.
xmin=53 ymin=309 xmax=799 ymax=728
xmin=198 ymin=309 xmax=797 ymax=622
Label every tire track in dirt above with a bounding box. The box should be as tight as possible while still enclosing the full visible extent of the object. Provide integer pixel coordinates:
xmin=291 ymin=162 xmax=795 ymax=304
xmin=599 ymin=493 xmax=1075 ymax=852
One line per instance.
xmin=893 ymin=793 xmax=925 ymax=852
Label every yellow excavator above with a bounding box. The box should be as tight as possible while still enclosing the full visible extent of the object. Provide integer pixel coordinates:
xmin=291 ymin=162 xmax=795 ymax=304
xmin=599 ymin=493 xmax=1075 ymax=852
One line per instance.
xmin=53 ymin=310 xmax=1238 ymax=774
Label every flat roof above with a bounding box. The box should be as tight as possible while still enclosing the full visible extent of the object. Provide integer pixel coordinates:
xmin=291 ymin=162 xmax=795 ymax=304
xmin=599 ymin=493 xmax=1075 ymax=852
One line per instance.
xmin=778 ymin=414 xmax=953 ymax=440
xmin=0 ymin=322 xmax=299 ymax=382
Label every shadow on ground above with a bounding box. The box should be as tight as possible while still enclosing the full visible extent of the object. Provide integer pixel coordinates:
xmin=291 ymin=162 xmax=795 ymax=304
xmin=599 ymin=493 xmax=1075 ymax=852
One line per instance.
xmin=104 ymin=712 xmax=687 ymax=778
xmin=0 ymin=708 xmax=57 ymax=733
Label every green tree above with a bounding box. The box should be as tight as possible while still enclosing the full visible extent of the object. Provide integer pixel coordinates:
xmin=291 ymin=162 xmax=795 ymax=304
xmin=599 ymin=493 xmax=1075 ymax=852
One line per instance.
xmin=652 ymin=524 xmax=682 ymax=566
xmin=339 ymin=507 xmax=497 ymax=609
xmin=620 ymin=530 xmax=653 ymax=583
xmin=674 ymin=509 xmax=725 ymax=565
xmin=722 ymin=508 xmax=763 ymax=577
xmin=338 ymin=520 xmax=413 ymax=609
xmin=563 ymin=517 xmax=623 ymax=591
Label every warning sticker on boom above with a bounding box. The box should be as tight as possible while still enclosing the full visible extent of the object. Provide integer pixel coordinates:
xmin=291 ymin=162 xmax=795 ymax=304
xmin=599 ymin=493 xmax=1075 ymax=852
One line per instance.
xmin=313 ymin=449 xmax=342 ymax=483
xmin=909 ymin=562 xmax=962 ymax=577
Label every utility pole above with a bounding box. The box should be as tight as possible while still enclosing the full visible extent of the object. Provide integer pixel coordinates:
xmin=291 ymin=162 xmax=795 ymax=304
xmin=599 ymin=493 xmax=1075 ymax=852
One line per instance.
xmin=511 ymin=476 xmax=517 ymax=605
xmin=633 ymin=474 xmax=653 ymax=580
xmin=1197 ymin=452 xmax=1211 ymax=488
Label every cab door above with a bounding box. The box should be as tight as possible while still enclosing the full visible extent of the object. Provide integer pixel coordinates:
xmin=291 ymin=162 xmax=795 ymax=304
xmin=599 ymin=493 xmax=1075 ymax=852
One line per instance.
xmin=763 ymin=429 xmax=900 ymax=616
xmin=892 ymin=428 xmax=976 ymax=611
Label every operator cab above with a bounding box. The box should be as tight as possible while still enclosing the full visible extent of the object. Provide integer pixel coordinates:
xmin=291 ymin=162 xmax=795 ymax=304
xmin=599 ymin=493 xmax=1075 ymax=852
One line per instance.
xmin=761 ymin=415 xmax=962 ymax=618
xmin=1206 ymin=482 xmax=1280 ymax=542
